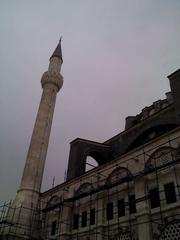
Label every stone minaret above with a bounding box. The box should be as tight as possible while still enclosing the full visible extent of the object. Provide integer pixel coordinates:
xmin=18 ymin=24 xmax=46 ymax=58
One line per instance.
xmin=13 ymin=40 xmax=63 ymax=230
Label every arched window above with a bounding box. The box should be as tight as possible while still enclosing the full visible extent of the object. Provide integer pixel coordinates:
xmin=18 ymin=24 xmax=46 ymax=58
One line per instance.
xmin=145 ymin=147 xmax=179 ymax=209
xmin=106 ymin=166 xmax=131 ymax=186
xmin=145 ymin=147 xmax=177 ymax=170
xmin=47 ymin=195 xmax=61 ymax=208
xmin=105 ymin=167 xmax=135 ymax=220
xmin=75 ymin=182 xmax=94 ymax=196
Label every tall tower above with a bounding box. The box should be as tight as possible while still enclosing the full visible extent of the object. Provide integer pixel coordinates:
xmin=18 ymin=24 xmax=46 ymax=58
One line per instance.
xmin=11 ymin=40 xmax=63 ymax=238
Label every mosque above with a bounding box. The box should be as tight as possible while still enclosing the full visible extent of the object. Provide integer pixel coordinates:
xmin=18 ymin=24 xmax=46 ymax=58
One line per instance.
xmin=0 ymin=41 xmax=180 ymax=240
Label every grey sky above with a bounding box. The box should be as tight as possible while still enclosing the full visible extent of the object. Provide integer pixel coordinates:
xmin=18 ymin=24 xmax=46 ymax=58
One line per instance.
xmin=0 ymin=0 xmax=180 ymax=204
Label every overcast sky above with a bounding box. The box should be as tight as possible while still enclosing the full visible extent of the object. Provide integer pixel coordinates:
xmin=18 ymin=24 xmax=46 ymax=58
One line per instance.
xmin=0 ymin=0 xmax=180 ymax=204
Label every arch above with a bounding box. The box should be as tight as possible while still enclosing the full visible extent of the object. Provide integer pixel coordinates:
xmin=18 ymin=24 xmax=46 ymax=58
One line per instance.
xmin=106 ymin=166 xmax=132 ymax=186
xmin=145 ymin=146 xmax=177 ymax=170
xmin=46 ymin=195 xmax=61 ymax=208
xmin=84 ymin=149 xmax=107 ymax=166
xmin=160 ymin=221 xmax=180 ymax=240
xmin=75 ymin=182 xmax=94 ymax=196
xmin=127 ymin=124 xmax=177 ymax=152
xmin=67 ymin=138 xmax=111 ymax=180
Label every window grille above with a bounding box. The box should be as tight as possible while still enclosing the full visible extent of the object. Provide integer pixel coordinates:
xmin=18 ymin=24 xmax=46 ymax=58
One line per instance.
xmin=160 ymin=222 xmax=180 ymax=240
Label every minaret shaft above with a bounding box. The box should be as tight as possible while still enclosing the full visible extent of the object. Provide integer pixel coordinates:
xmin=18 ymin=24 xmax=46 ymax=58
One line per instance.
xmin=20 ymin=84 xmax=58 ymax=194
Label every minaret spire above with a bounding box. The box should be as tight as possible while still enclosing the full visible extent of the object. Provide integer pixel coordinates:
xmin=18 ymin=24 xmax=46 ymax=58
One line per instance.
xmin=50 ymin=37 xmax=63 ymax=63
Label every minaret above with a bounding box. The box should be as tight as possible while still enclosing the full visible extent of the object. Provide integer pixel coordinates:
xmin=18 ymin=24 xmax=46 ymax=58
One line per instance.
xmin=15 ymin=39 xmax=63 ymax=211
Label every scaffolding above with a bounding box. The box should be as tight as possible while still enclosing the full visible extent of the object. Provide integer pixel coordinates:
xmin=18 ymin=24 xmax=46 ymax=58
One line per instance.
xmin=1 ymin=130 xmax=180 ymax=240
xmin=0 ymin=201 xmax=41 ymax=239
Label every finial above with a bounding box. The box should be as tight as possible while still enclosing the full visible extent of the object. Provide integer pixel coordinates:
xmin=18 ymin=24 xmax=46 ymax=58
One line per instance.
xmin=59 ymin=36 xmax=62 ymax=42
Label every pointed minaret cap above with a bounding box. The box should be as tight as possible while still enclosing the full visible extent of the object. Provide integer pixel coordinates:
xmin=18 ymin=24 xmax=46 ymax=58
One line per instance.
xmin=50 ymin=37 xmax=63 ymax=63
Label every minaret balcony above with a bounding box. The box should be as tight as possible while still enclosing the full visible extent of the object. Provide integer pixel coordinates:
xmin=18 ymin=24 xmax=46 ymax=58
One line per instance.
xmin=41 ymin=71 xmax=63 ymax=91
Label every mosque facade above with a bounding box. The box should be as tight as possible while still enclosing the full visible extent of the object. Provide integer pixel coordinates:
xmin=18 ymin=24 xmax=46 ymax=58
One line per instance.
xmin=0 ymin=42 xmax=180 ymax=240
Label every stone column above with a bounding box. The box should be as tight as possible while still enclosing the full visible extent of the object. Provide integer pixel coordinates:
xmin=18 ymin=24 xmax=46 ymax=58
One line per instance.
xmin=59 ymin=202 xmax=72 ymax=240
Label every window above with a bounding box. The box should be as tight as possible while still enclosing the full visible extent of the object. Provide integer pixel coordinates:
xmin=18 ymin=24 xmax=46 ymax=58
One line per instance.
xmin=51 ymin=220 xmax=57 ymax=236
xmin=118 ymin=199 xmax=125 ymax=217
xmin=90 ymin=208 xmax=95 ymax=225
xmin=81 ymin=211 xmax=87 ymax=227
xmin=106 ymin=202 xmax=113 ymax=220
xmin=149 ymin=188 xmax=160 ymax=209
xmin=129 ymin=195 xmax=136 ymax=214
xmin=164 ymin=182 xmax=177 ymax=204
xmin=73 ymin=214 xmax=79 ymax=229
